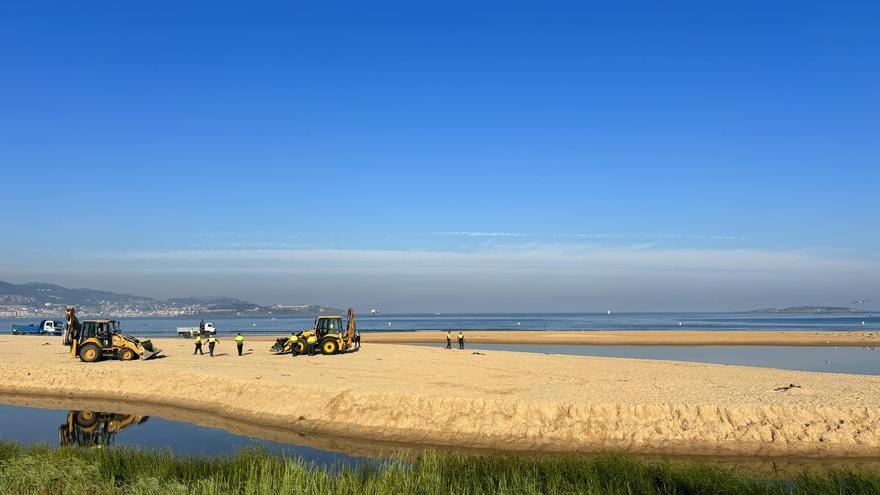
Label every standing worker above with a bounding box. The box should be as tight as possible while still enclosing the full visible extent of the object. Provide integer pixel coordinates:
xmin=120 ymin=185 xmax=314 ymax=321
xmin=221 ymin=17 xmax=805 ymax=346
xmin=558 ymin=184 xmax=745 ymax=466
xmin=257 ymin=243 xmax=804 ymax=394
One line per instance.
xmin=446 ymin=331 xmax=451 ymax=349
xmin=193 ymin=334 xmax=203 ymax=355
xmin=355 ymin=329 xmax=361 ymax=348
xmin=457 ymin=331 xmax=464 ymax=350
xmin=306 ymin=333 xmax=318 ymax=356
xmin=208 ymin=335 xmax=218 ymax=357
xmin=235 ymin=333 xmax=244 ymax=356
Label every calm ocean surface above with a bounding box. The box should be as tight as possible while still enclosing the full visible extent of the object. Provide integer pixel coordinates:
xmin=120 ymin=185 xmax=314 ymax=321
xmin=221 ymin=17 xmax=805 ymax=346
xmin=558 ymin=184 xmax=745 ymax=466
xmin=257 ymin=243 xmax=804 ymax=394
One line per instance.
xmin=3 ymin=312 xmax=878 ymax=337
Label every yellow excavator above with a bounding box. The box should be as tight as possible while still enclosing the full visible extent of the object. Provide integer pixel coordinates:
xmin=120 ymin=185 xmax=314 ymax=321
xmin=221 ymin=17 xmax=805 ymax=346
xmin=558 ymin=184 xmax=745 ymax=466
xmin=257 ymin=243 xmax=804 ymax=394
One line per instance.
xmin=58 ymin=410 xmax=149 ymax=447
xmin=63 ymin=307 xmax=162 ymax=362
xmin=271 ymin=308 xmax=357 ymax=356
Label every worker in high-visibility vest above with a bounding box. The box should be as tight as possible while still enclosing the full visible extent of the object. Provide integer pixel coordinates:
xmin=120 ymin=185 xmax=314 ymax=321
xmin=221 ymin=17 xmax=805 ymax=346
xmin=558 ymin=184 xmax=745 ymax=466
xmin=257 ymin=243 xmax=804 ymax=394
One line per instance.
xmin=235 ymin=333 xmax=244 ymax=356
xmin=193 ymin=334 xmax=204 ymax=355
xmin=306 ymin=334 xmax=318 ymax=356
xmin=446 ymin=331 xmax=451 ymax=349
xmin=457 ymin=331 xmax=464 ymax=350
xmin=208 ymin=335 xmax=218 ymax=357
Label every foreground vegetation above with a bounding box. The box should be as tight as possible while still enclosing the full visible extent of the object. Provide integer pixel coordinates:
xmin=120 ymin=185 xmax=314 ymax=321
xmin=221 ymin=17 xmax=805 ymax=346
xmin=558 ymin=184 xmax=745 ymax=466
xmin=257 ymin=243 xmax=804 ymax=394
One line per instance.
xmin=1 ymin=441 xmax=879 ymax=494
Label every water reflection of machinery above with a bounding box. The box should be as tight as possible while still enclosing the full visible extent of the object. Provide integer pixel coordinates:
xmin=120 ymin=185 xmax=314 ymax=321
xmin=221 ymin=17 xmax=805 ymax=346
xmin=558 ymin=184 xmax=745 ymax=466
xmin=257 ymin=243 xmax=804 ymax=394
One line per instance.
xmin=58 ymin=410 xmax=149 ymax=448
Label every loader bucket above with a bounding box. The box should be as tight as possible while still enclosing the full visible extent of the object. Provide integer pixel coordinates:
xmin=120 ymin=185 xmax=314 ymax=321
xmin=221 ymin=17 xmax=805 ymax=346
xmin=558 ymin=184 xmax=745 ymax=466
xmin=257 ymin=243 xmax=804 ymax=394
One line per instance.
xmin=271 ymin=338 xmax=287 ymax=353
xmin=140 ymin=348 xmax=162 ymax=360
xmin=138 ymin=339 xmax=162 ymax=360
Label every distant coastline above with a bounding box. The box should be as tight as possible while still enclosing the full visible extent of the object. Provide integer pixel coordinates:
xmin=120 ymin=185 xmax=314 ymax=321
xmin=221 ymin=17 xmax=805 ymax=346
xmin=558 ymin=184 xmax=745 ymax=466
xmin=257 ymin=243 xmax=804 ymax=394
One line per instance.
xmin=744 ymin=306 xmax=872 ymax=314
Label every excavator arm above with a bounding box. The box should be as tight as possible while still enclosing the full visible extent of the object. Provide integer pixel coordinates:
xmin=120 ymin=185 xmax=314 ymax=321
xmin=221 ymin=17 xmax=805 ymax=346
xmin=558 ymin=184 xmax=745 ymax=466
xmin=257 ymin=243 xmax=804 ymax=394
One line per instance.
xmin=345 ymin=307 xmax=356 ymax=347
xmin=63 ymin=307 xmax=81 ymax=347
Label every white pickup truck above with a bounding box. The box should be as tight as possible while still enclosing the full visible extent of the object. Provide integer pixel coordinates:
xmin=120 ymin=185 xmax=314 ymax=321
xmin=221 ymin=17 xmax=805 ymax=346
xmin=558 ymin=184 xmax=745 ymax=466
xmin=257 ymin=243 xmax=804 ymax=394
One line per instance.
xmin=177 ymin=322 xmax=217 ymax=338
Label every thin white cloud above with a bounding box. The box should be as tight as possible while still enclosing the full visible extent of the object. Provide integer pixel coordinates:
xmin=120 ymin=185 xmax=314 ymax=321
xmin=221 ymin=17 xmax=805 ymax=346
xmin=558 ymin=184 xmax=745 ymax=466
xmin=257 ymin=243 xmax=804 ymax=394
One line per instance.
xmin=431 ymin=232 xmax=747 ymax=241
xmin=430 ymin=231 xmax=532 ymax=237
xmin=91 ymin=245 xmax=879 ymax=277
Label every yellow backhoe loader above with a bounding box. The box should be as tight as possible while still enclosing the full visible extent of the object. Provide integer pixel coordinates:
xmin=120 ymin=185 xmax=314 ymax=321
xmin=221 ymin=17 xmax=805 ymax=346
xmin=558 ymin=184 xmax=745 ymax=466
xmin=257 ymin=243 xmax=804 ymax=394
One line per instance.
xmin=58 ymin=410 xmax=149 ymax=447
xmin=272 ymin=308 xmax=357 ymax=356
xmin=63 ymin=307 xmax=162 ymax=362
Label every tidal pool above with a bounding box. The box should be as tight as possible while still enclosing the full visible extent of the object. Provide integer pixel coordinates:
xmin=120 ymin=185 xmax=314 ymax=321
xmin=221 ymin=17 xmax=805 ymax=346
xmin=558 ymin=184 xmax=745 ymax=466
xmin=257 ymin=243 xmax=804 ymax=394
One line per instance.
xmin=0 ymin=402 xmax=366 ymax=468
xmin=451 ymin=344 xmax=880 ymax=375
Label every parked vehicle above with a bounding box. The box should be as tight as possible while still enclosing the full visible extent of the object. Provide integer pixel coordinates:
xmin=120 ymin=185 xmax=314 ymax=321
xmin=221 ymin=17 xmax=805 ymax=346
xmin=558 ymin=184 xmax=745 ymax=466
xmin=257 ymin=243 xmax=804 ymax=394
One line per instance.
xmin=11 ymin=320 xmax=64 ymax=336
xmin=177 ymin=321 xmax=217 ymax=338
xmin=280 ymin=308 xmax=357 ymax=356
xmin=63 ymin=307 xmax=161 ymax=362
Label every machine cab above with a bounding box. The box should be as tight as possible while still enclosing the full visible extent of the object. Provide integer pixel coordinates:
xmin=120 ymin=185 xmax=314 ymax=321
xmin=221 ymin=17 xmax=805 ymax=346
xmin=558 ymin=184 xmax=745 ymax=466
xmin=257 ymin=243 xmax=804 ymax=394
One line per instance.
xmin=314 ymin=316 xmax=342 ymax=339
xmin=80 ymin=320 xmax=119 ymax=342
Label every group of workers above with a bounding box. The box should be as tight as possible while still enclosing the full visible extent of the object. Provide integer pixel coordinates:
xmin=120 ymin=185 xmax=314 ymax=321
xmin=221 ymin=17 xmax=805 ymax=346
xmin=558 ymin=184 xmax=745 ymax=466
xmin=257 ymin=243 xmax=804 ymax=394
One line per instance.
xmin=446 ymin=330 xmax=465 ymax=349
xmin=193 ymin=333 xmax=246 ymax=356
xmin=193 ymin=329 xmax=361 ymax=357
xmin=190 ymin=328 xmax=469 ymax=356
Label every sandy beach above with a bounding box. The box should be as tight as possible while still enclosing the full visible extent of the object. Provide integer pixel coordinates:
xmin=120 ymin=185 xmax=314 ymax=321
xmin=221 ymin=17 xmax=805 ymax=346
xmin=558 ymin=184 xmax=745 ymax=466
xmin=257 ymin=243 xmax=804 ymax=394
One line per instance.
xmin=1 ymin=335 xmax=879 ymax=458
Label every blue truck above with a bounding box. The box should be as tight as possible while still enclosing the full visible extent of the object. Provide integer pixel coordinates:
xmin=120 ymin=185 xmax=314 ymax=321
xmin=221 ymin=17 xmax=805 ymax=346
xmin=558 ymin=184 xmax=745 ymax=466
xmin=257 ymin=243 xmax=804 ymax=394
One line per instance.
xmin=11 ymin=320 xmax=64 ymax=336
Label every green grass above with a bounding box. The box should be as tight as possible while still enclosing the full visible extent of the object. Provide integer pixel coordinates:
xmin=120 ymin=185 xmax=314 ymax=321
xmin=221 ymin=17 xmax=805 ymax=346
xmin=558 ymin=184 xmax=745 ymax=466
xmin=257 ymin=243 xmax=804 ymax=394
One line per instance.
xmin=0 ymin=441 xmax=879 ymax=494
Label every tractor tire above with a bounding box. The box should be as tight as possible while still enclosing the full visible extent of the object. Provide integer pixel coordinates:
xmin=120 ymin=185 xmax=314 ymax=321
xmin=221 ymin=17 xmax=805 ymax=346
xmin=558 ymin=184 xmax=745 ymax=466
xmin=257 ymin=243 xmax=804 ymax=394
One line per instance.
xmin=75 ymin=411 xmax=99 ymax=428
xmin=119 ymin=348 xmax=136 ymax=361
xmin=78 ymin=343 xmax=102 ymax=363
xmin=321 ymin=339 xmax=339 ymax=355
xmin=293 ymin=340 xmax=305 ymax=355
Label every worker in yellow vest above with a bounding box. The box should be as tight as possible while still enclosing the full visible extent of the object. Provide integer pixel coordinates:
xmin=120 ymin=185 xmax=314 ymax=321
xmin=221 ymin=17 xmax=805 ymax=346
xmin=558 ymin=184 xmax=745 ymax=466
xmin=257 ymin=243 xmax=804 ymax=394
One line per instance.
xmin=208 ymin=335 xmax=218 ymax=357
xmin=306 ymin=333 xmax=318 ymax=356
xmin=457 ymin=331 xmax=464 ymax=350
xmin=193 ymin=334 xmax=203 ymax=355
xmin=235 ymin=333 xmax=244 ymax=356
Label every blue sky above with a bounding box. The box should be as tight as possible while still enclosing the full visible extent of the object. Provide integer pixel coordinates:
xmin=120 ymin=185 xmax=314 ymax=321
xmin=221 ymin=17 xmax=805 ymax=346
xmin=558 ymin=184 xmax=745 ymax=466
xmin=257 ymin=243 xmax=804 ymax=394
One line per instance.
xmin=1 ymin=1 xmax=878 ymax=311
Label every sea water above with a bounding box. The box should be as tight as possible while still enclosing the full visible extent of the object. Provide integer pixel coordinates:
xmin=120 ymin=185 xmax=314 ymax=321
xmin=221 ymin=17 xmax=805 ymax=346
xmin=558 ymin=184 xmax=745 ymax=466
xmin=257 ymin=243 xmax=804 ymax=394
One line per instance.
xmin=3 ymin=312 xmax=878 ymax=337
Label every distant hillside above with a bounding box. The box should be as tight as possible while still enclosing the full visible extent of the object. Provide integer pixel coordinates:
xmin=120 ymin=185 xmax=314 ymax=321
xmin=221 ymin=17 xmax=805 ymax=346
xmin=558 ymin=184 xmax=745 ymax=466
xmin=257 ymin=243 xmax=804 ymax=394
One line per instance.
xmin=166 ymin=296 xmax=263 ymax=312
xmin=0 ymin=280 xmax=339 ymax=316
xmin=0 ymin=280 xmax=153 ymax=307
xmin=746 ymin=306 xmax=865 ymax=314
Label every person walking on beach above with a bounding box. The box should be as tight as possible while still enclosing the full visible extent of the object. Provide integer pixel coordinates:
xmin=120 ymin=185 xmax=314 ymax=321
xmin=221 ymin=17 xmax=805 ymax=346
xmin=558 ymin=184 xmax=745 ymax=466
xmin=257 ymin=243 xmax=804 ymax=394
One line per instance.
xmin=208 ymin=335 xmax=217 ymax=357
xmin=446 ymin=331 xmax=451 ymax=349
xmin=193 ymin=334 xmax=204 ymax=355
xmin=306 ymin=334 xmax=318 ymax=356
xmin=457 ymin=331 xmax=464 ymax=350
xmin=235 ymin=333 xmax=244 ymax=356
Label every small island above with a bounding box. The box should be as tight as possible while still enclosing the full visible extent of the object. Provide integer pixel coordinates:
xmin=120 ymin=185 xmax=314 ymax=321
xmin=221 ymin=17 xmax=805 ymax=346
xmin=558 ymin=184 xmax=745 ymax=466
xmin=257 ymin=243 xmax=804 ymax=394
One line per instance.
xmin=745 ymin=306 xmax=866 ymax=314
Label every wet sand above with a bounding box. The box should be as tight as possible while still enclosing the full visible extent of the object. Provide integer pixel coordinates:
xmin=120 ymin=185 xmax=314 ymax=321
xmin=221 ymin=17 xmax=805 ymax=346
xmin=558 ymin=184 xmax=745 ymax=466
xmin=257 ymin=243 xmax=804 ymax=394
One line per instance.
xmin=1 ymin=336 xmax=879 ymax=458
xmin=354 ymin=330 xmax=880 ymax=346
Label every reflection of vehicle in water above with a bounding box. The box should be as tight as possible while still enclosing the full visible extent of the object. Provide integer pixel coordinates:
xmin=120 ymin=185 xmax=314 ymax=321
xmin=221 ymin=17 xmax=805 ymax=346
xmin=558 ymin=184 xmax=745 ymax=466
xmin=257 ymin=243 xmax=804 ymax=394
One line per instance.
xmin=58 ymin=410 xmax=149 ymax=448
xmin=271 ymin=308 xmax=358 ymax=356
